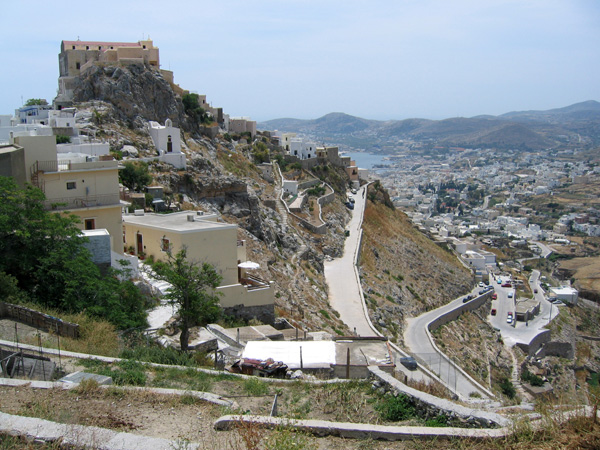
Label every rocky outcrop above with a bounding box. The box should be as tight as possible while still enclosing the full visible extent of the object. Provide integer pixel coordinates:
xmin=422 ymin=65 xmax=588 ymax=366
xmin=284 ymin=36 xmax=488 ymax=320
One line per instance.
xmin=72 ymin=64 xmax=188 ymax=130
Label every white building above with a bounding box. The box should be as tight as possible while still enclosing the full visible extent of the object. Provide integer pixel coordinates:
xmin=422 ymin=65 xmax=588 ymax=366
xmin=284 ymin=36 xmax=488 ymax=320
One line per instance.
xmin=289 ymin=138 xmax=317 ymax=160
xmin=148 ymin=119 xmax=186 ymax=169
xmin=550 ymin=286 xmax=579 ymax=305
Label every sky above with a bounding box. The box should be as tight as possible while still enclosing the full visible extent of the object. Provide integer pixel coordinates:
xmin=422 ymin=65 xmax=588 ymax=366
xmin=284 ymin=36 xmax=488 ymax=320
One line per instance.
xmin=1 ymin=0 xmax=599 ymax=122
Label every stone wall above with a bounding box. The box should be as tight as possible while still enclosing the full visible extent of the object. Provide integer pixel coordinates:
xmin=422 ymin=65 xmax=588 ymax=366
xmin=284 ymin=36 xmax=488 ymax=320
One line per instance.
xmin=0 ymin=302 xmax=79 ymax=338
xmin=369 ymin=366 xmax=510 ymax=428
xmin=222 ymin=303 xmax=275 ymax=325
xmin=297 ymin=179 xmax=320 ymax=190
xmin=536 ymin=341 xmax=574 ymax=359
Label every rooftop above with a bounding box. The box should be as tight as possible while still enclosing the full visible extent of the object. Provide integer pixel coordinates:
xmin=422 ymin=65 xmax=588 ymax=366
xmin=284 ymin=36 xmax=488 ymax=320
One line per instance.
xmin=122 ymin=211 xmax=236 ymax=233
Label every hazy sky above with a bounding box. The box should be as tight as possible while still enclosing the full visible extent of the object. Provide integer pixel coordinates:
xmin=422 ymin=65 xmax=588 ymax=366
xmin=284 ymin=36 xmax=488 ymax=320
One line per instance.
xmin=1 ymin=0 xmax=598 ymax=121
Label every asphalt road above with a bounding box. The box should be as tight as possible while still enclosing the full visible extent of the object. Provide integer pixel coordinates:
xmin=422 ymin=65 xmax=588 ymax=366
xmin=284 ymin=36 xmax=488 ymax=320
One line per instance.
xmin=324 ymin=185 xmax=375 ymax=337
xmin=488 ymin=271 xmax=560 ymax=347
xmin=403 ymin=287 xmax=493 ymax=400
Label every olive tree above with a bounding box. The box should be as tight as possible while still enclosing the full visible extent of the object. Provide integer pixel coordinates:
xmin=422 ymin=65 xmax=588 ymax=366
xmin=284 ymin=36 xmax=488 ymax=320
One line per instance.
xmin=150 ymin=247 xmax=222 ymax=350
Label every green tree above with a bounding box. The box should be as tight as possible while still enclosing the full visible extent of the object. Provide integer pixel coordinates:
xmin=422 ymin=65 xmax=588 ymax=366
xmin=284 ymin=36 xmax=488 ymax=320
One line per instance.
xmin=182 ymin=93 xmax=212 ymax=125
xmin=119 ymin=161 xmax=152 ymax=192
xmin=251 ymin=141 xmax=270 ymax=163
xmin=0 ymin=177 xmax=147 ymax=329
xmin=150 ymin=247 xmax=222 ymax=350
xmin=24 ymin=98 xmax=48 ymax=106
xmin=56 ymin=134 xmax=71 ymax=144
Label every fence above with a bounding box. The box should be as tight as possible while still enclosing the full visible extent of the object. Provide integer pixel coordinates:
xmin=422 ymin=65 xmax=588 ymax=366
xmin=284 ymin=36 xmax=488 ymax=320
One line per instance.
xmin=0 ymin=302 xmax=79 ymax=338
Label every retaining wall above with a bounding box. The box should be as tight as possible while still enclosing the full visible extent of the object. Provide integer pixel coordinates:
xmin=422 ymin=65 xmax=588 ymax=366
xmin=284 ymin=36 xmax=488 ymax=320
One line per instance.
xmin=0 ymin=302 xmax=79 ymax=338
xmin=517 ymin=329 xmax=551 ymax=356
xmin=297 ymin=179 xmax=320 ymax=190
xmin=536 ymin=341 xmax=574 ymax=359
xmin=428 ymin=292 xmax=491 ymax=332
xmin=368 ymin=366 xmax=510 ymax=428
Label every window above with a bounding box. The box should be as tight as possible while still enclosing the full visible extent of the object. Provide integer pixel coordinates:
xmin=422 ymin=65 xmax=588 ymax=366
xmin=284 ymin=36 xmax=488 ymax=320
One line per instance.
xmin=76 ymin=62 xmax=80 ymax=70
xmin=84 ymin=219 xmax=95 ymax=230
xmin=66 ymin=181 xmax=76 ymax=190
xmin=86 ymin=46 xmax=89 ymax=50
xmin=72 ymin=46 xmax=75 ymax=50
xmin=161 ymin=237 xmax=170 ymax=252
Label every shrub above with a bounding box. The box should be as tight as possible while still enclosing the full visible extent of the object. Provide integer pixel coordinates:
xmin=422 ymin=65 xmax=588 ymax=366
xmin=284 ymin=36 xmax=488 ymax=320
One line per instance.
xmin=55 ymin=134 xmax=71 ymax=144
xmin=499 ymin=377 xmax=516 ymax=398
xmin=375 ymin=393 xmax=416 ymax=421
xmin=243 ymin=377 xmax=269 ymax=396
xmin=521 ymin=368 xmax=545 ymax=387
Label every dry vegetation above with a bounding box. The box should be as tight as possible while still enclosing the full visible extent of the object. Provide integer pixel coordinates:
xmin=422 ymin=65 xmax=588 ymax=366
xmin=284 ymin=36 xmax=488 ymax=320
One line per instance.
xmin=359 ymin=198 xmax=472 ymax=343
xmin=431 ymin=309 xmax=514 ymax=399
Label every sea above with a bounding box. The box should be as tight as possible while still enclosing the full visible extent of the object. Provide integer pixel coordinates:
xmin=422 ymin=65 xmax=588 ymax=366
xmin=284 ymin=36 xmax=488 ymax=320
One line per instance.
xmin=341 ymin=152 xmax=391 ymax=170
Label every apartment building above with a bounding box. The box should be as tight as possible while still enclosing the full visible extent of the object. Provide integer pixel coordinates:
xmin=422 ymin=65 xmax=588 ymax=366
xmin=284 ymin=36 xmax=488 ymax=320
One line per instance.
xmin=122 ymin=211 xmax=275 ymax=323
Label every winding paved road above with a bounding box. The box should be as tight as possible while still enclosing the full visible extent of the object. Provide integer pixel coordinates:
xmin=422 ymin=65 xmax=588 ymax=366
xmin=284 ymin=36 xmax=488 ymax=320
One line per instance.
xmin=403 ymin=288 xmax=494 ymax=400
xmin=324 ymin=186 xmax=374 ymax=337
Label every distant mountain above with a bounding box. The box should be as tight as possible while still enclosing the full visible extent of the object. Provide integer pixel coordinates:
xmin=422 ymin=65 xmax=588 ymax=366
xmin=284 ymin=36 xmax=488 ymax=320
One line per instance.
xmin=258 ymin=101 xmax=600 ymax=151
xmin=501 ymin=100 xmax=600 ymax=123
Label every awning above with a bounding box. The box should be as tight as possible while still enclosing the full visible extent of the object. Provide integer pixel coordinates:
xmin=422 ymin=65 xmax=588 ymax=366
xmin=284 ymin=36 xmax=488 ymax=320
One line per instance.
xmin=238 ymin=261 xmax=260 ymax=270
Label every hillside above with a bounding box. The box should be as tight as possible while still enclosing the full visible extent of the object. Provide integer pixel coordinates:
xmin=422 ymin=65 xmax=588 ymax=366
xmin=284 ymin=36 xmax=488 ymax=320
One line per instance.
xmin=67 ymin=63 xmax=482 ymax=341
xmin=358 ymin=183 xmax=473 ymax=343
xmin=258 ymin=100 xmax=600 ymax=151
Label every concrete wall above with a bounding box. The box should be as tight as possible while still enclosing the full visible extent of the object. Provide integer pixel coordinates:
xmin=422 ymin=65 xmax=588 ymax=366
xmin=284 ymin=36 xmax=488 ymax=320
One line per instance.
xmin=12 ymin=135 xmax=57 ymax=182
xmin=67 ymin=206 xmax=123 ymax=254
xmin=428 ymin=292 xmax=492 ymax=332
xmin=517 ymin=329 xmax=551 ymax=356
xmin=0 ymin=145 xmax=26 ymax=185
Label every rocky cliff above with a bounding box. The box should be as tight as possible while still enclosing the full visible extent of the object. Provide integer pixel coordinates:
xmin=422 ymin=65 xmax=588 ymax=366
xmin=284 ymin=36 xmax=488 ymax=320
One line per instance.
xmin=73 ymin=63 xmax=188 ymax=131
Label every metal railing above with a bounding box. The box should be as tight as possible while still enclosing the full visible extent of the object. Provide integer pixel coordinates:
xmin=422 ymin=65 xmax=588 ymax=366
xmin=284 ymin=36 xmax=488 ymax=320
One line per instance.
xmin=240 ymin=275 xmax=270 ymax=291
xmin=44 ymin=193 xmax=121 ymax=210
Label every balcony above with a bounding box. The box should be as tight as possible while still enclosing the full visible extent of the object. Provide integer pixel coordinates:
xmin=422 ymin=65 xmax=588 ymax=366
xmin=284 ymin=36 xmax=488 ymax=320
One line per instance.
xmin=240 ymin=274 xmax=270 ymax=291
xmin=44 ymin=193 xmax=121 ymax=211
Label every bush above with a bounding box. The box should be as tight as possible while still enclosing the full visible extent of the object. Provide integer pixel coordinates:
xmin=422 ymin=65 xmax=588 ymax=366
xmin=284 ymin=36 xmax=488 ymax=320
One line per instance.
xmin=375 ymin=393 xmax=416 ymax=421
xmin=521 ymin=368 xmax=545 ymax=387
xmin=499 ymin=377 xmax=516 ymax=398
xmin=55 ymin=134 xmax=71 ymax=144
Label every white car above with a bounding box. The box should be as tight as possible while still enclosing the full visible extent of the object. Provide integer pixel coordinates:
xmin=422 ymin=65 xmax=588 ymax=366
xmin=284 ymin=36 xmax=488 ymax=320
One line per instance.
xmin=478 ymin=282 xmax=485 ymax=287
xmin=508 ymin=291 xmax=513 ymax=298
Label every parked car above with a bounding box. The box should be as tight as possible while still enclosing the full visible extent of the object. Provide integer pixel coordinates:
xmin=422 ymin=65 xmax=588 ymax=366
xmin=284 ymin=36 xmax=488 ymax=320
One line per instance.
xmin=400 ymin=356 xmax=418 ymax=370
xmin=478 ymin=282 xmax=485 ymax=287
xmin=491 ymin=308 xmax=497 ymax=316
xmin=508 ymin=291 xmax=513 ymax=298
xmin=345 ymin=202 xmax=354 ymax=210
xmin=497 ymin=279 xmax=502 ymax=284
xmin=351 ymin=188 xmax=357 ymax=195
xmin=507 ymin=312 xmax=513 ymax=323
xmin=491 ymin=293 xmax=497 ymax=300
xmin=502 ymin=283 xmax=512 ymax=288
xmin=534 ymin=289 xmax=538 ymax=294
